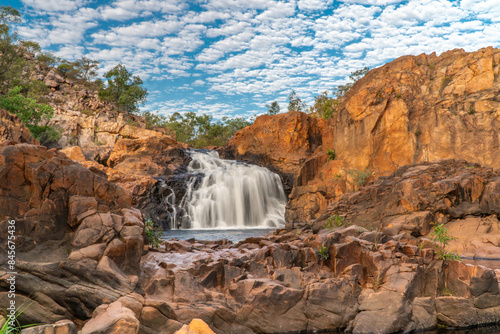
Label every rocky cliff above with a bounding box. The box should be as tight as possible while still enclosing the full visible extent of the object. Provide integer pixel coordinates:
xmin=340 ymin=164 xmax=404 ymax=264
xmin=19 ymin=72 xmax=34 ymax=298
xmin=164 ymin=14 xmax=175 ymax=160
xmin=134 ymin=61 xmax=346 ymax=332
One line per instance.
xmin=29 ymin=62 xmax=171 ymax=163
xmin=0 ymin=141 xmax=144 ymax=325
xmin=229 ymin=47 xmax=500 ymax=224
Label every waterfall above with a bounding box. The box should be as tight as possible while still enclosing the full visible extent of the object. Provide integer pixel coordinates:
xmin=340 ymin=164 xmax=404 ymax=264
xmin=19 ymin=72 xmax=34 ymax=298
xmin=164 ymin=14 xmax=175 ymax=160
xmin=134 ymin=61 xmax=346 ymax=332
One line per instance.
xmin=172 ymin=150 xmax=286 ymax=229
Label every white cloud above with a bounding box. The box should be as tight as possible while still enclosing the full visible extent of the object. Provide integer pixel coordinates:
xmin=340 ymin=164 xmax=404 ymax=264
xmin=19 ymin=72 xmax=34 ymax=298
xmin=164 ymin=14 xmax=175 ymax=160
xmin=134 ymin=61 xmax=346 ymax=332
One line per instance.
xmin=14 ymin=0 xmax=500 ymax=120
xmin=298 ymin=0 xmax=333 ymax=11
xmin=21 ymin=0 xmax=88 ymax=12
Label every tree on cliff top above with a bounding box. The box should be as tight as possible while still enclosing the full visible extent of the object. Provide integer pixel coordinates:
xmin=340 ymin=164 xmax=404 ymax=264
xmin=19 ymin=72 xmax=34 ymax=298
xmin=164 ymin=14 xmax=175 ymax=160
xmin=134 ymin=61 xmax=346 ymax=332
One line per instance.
xmin=287 ymin=90 xmax=307 ymax=112
xmin=98 ymin=63 xmax=148 ymax=114
xmin=266 ymin=101 xmax=280 ymax=115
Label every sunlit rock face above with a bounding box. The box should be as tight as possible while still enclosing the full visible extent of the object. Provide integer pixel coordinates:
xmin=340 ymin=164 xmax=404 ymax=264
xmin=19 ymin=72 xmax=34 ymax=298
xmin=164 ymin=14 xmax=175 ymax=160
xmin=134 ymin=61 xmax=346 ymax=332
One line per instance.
xmin=228 ymin=47 xmax=500 ymax=224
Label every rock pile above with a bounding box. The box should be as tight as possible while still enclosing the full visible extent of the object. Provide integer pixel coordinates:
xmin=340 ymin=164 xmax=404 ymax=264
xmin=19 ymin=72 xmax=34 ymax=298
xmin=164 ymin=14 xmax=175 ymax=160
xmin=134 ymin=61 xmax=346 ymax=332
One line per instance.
xmin=138 ymin=226 xmax=500 ymax=334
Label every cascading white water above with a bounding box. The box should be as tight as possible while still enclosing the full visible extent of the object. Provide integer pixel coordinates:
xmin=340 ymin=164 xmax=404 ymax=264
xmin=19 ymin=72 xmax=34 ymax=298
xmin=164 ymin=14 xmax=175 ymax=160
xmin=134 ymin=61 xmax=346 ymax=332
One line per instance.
xmin=180 ymin=150 xmax=286 ymax=229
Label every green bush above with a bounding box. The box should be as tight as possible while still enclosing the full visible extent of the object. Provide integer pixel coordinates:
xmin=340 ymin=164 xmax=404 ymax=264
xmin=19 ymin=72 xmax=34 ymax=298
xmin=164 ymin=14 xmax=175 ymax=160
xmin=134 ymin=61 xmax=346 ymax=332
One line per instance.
xmin=347 ymin=168 xmax=371 ymax=187
xmin=318 ymin=245 xmax=330 ymax=261
xmin=327 ymin=149 xmax=335 ymax=161
xmin=431 ymin=223 xmax=460 ymax=261
xmin=310 ymin=91 xmax=338 ymax=119
xmin=143 ymin=111 xmax=250 ymax=148
xmin=0 ymin=86 xmax=54 ymax=132
xmin=145 ymin=219 xmax=163 ymax=249
xmin=30 ymin=125 xmax=61 ymax=146
xmin=325 ymin=214 xmax=346 ymax=230
xmin=266 ymin=101 xmax=280 ymax=115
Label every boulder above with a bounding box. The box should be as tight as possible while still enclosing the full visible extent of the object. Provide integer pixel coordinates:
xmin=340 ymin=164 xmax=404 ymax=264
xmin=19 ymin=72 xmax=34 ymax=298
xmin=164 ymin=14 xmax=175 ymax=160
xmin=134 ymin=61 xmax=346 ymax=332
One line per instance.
xmin=0 ymin=108 xmax=38 ymax=144
xmin=174 ymin=319 xmax=216 ymax=334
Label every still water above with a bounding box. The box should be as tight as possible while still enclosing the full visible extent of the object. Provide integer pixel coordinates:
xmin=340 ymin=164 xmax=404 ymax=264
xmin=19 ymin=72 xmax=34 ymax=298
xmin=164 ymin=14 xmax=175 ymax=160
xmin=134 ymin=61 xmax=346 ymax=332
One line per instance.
xmin=162 ymin=227 xmax=276 ymax=243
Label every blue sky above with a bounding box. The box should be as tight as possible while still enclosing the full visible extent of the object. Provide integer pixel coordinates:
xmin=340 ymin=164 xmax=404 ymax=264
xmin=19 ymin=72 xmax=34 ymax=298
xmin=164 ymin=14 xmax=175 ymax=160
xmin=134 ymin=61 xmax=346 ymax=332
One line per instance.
xmin=4 ymin=0 xmax=500 ymax=118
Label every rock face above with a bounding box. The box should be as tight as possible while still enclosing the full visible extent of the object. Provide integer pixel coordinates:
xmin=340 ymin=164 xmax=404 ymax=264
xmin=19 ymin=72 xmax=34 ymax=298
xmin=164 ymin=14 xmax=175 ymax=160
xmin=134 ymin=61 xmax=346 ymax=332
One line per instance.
xmin=227 ymin=111 xmax=334 ymax=175
xmin=0 ymin=141 xmax=144 ymax=325
xmin=229 ymin=47 xmax=500 ymax=223
xmin=313 ymin=159 xmax=500 ymax=259
xmin=60 ymin=135 xmax=191 ymax=230
xmin=336 ymin=46 xmax=500 ymax=174
xmin=138 ymin=226 xmax=500 ymax=334
xmin=0 ymin=108 xmax=38 ymax=144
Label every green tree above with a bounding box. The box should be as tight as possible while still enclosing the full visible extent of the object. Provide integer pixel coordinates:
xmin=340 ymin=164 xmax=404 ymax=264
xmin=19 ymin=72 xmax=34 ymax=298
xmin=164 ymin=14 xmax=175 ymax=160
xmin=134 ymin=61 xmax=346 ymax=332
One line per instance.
xmin=0 ymin=6 xmax=21 ymax=77
xmin=75 ymin=57 xmax=99 ymax=81
xmin=143 ymin=111 xmax=250 ymax=148
xmin=287 ymin=90 xmax=307 ymax=112
xmin=334 ymin=67 xmax=370 ymax=100
xmin=310 ymin=91 xmax=338 ymax=119
xmin=98 ymin=63 xmax=148 ymax=114
xmin=266 ymin=101 xmax=280 ymax=115
xmin=0 ymin=86 xmax=60 ymax=145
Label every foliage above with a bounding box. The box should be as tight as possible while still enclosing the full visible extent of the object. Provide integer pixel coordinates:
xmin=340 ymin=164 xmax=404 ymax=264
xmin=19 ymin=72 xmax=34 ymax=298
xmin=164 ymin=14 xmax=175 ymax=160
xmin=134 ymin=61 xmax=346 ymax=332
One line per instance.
xmin=0 ymin=86 xmax=53 ymax=129
xmin=0 ymin=6 xmax=21 ymax=79
xmin=57 ymin=57 xmax=99 ymax=82
xmin=36 ymin=51 xmax=59 ymax=67
xmin=143 ymin=111 xmax=250 ymax=148
xmin=327 ymin=148 xmax=335 ymax=161
xmin=431 ymin=223 xmax=460 ymax=261
xmin=310 ymin=91 xmax=338 ymax=119
xmin=308 ymin=68 xmax=369 ymax=120
xmin=98 ymin=63 xmax=147 ymax=114
xmin=333 ymin=67 xmax=370 ymax=100
xmin=325 ymin=214 xmax=346 ymax=231
xmin=347 ymin=168 xmax=371 ymax=187
xmin=266 ymin=101 xmax=280 ymax=115
xmin=145 ymin=219 xmax=163 ymax=249
xmin=287 ymin=90 xmax=308 ymax=112
xmin=30 ymin=125 xmax=61 ymax=146
xmin=0 ymin=301 xmax=37 ymax=334
xmin=318 ymin=245 xmax=330 ymax=261
xmin=0 ymin=6 xmax=53 ymax=98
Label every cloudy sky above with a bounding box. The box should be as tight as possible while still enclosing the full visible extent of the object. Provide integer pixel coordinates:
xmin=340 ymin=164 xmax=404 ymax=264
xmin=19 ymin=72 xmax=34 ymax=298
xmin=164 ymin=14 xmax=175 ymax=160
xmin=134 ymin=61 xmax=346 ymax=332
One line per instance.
xmin=5 ymin=0 xmax=500 ymax=118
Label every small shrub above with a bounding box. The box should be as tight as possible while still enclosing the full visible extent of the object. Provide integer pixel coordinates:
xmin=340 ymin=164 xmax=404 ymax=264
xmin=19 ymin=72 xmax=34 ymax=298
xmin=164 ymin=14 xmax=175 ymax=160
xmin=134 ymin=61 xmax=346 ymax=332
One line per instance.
xmin=80 ymin=109 xmax=95 ymax=116
xmin=395 ymin=93 xmax=402 ymax=99
xmin=145 ymin=219 xmax=163 ymax=249
xmin=1 ymin=301 xmax=37 ymax=333
xmin=347 ymin=168 xmax=371 ymax=187
xmin=431 ymin=223 xmax=460 ymax=261
xmin=318 ymin=245 xmax=330 ymax=261
xmin=415 ymin=129 xmax=422 ymax=136
xmin=468 ymin=105 xmax=475 ymax=115
xmin=30 ymin=125 xmax=61 ymax=146
xmin=327 ymin=149 xmax=335 ymax=161
xmin=325 ymin=214 xmax=346 ymax=230
xmin=373 ymin=274 xmax=383 ymax=291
